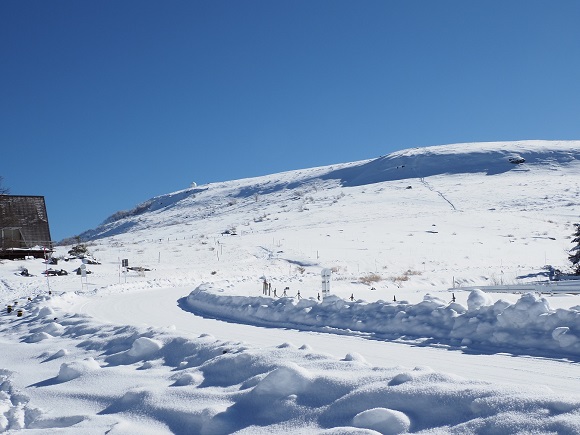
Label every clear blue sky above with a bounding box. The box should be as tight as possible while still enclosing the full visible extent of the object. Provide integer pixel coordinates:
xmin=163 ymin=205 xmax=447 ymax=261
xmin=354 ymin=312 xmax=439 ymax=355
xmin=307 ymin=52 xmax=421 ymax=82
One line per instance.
xmin=2 ymin=1 xmax=579 ymax=242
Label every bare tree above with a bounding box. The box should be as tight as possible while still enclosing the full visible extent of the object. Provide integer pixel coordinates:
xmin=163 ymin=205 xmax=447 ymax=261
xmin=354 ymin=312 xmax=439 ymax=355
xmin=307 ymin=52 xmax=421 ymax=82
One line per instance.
xmin=0 ymin=176 xmax=9 ymax=195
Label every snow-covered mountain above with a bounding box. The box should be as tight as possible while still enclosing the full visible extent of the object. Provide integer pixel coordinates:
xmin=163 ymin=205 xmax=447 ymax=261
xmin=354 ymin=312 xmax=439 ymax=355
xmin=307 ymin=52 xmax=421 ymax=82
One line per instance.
xmin=86 ymin=140 xmax=580 ymax=237
xmin=2 ymin=140 xmax=580 ymax=434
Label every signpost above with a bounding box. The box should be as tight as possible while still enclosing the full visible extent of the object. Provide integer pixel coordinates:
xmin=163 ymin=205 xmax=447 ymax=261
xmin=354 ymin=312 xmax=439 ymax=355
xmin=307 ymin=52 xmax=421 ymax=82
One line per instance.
xmin=80 ymin=264 xmax=87 ymax=291
xmin=321 ymin=268 xmax=332 ymax=296
xmin=121 ymin=259 xmax=128 ymax=283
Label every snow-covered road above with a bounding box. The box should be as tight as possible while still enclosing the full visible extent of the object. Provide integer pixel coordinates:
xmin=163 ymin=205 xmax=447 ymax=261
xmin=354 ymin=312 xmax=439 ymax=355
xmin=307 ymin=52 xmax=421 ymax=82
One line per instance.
xmin=76 ymin=286 xmax=580 ymax=396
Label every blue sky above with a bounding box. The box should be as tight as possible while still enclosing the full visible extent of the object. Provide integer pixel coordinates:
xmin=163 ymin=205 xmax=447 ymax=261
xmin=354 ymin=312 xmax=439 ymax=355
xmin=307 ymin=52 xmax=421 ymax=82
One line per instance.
xmin=2 ymin=1 xmax=579 ymax=242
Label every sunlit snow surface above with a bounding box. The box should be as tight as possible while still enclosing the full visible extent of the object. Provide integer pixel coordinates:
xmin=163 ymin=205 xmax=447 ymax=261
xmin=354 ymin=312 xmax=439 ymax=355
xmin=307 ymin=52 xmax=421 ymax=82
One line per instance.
xmin=2 ymin=140 xmax=580 ymax=433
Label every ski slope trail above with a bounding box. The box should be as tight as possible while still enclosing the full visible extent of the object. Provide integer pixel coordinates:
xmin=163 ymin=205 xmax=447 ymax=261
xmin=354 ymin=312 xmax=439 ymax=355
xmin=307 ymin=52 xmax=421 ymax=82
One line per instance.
xmin=76 ymin=286 xmax=580 ymax=396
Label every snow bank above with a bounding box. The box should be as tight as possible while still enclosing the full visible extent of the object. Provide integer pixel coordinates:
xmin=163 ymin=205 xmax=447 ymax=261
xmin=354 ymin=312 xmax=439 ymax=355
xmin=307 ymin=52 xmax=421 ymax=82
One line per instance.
xmin=185 ymin=286 xmax=580 ymax=358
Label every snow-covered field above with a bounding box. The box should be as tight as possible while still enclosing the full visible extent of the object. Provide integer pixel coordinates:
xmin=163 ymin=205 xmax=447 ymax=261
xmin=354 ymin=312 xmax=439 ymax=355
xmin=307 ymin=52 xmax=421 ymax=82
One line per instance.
xmin=2 ymin=140 xmax=580 ymax=433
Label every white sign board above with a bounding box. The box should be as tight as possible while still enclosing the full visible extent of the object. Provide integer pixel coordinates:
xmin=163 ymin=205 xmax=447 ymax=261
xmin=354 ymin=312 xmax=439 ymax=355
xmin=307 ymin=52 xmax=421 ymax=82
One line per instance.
xmin=321 ymin=268 xmax=332 ymax=294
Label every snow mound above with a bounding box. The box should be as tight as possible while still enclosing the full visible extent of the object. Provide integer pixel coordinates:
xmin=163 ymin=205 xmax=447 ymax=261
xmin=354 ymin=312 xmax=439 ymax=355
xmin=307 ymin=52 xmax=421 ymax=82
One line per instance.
xmin=171 ymin=371 xmax=204 ymax=386
xmin=352 ymin=407 xmax=411 ymax=434
xmin=0 ymin=375 xmax=42 ymax=431
xmin=552 ymin=327 xmax=579 ymax=348
xmin=57 ymin=358 xmax=101 ymax=382
xmin=34 ymin=306 xmax=55 ymax=318
xmin=47 ymin=349 xmax=69 ymax=361
xmin=35 ymin=321 xmax=65 ymax=337
xmin=252 ymin=363 xmax=313 ymax=398
xmin=25 ymin=332 xmax=53 ymax=343
xmin=127 ymin=337 xmax=163 ymax=358
xmin=342 ymin=353 xmax=367 ymax=363
xmin=466 ymin=289 xmax=494 ymax=310
xmin=105 ymin=336 xmax=164 ymax=365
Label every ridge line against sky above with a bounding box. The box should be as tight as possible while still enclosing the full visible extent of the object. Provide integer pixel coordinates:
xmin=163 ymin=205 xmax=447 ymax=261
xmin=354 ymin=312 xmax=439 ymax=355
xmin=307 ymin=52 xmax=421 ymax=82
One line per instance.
xmin=1 ymin=1 xmax=580 ymax=241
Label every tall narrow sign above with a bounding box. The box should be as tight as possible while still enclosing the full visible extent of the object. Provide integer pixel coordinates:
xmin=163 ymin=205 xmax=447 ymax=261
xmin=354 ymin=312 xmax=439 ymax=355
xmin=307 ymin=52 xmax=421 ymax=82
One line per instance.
xmin=321 ymin=268 xmax=332 ymax=295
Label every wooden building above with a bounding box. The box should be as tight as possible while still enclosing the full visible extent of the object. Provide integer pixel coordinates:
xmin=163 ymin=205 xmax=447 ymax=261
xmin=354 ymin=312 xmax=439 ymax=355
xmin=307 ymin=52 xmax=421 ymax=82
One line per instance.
xmin=0 ymin=195 xmax=53 ymax=259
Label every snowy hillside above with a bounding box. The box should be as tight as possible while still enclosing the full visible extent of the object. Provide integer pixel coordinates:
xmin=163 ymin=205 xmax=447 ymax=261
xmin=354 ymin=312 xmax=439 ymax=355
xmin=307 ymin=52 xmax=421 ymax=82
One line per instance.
xmin=2 ymin=140 xmax=580 ymax=433
xmin=81 ymin=140 xmax=580 ymax=293
xmin=86 ymin=140 xmax=580 ymax=238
